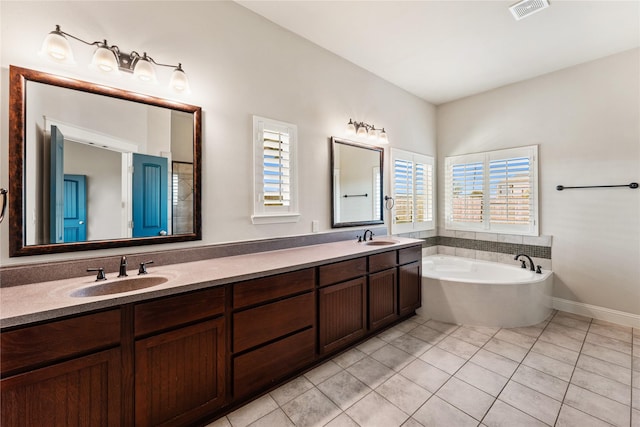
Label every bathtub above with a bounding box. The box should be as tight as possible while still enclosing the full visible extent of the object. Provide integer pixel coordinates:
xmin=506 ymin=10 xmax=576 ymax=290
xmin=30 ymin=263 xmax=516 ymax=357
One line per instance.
xmin=417 ymin=255 xmax=553 ymax=328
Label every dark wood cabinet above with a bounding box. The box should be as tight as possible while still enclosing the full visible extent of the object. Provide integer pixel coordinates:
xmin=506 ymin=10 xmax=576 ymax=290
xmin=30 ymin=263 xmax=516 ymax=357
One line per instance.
xmin=133 ymin=287 xmax=226 ymax=426
xmin=369 ymin=268 xmax=398 ymax=330
xmin=398 ymin=245 xmax=422 ymax=317
xmin=134 ymin=287 xmax=225 ymax=337
xmin=1 ymin=348 xmax=122 ymax=427
xmin=399 ymin=262 xmax=422 ymax=316
xmin=1 ymin=310 xmax=122 ymax=426
xmin=231 ymin=269 xmax=316 ymax=399
xmin=135 ymin=318 xmax=225 ymax=427
xmin=233 ymin=328 xmax=315 ymax=398
xmin=0 ymin=243 xmax=423 ymax=426
xmin=318 ymin=276 xmax=367 ymax=354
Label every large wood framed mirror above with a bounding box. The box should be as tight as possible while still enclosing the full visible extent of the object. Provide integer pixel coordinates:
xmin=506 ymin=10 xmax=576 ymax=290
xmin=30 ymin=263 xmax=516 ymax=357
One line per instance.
xmin=8 ymin=66 xmax=202 ymax=256
xmin=331 ymin=137 xmax=384 ymax=228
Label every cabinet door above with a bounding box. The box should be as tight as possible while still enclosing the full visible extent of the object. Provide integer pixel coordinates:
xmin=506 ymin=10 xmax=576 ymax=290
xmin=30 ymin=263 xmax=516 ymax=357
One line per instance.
xmin=399 ymin=262 xmax=422 ymax=316
xmin=1 ymin=348 xmax=121 ymax=427
xmin=318 ymin=277 xmax=367 ymax=354
xmin=369 ymin=268 xmax=398 ymax=331
xmin=135 ymin=318 xmax=225 ymax=427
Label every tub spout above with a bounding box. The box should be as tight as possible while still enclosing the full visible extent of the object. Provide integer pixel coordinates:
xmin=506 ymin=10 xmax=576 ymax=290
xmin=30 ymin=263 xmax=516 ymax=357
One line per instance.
xmin=514 ymin=254 xmax=535 ymax=271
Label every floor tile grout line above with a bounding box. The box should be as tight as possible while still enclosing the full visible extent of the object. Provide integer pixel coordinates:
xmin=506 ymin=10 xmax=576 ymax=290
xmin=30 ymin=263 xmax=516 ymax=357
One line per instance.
xmin=478 ymin=311 xmax=559 ymax=427
xmin=322 ymin=319 xmax=460 ymax=427
xmin=222 ymin=314 xmax=634 ymax=427
xmin=320 ymin=319 xmax=438 ymax=427
xmin=551 ymin=315 xmax=628 ymax=427
xmin=407 ymin=320 xmax=504 ymax=424
xmin=551 ymin=312 xmax=591 ymax=426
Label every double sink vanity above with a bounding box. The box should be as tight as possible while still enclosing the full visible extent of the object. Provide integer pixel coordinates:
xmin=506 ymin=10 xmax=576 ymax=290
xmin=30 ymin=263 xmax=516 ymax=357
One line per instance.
xmin=2 ymin=65 xmax=418 ymax=426
xmin=1 ymin=237 xmax=423 ymax=426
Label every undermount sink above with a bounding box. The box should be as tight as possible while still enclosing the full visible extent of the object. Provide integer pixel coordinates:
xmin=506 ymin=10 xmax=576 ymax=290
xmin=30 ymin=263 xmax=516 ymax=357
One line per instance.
xmin=70 ymin=276 xmax=168 ymax=297
xmin=365 ymin=240 xmax=399 ymax=246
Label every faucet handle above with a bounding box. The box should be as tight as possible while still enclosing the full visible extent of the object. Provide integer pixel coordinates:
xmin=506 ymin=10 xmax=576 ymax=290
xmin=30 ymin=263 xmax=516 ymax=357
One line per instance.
xmin=520 ymin=260 xmax=527 ymax=269
xmin=138 ymin=261 xmax=154 ymax=275
xmin=87 ymin=268 xmax=106 ymax=281
xmin=536 ymin=265 xmax=542 ymax=274
xmin=356 ymin=235 xmax=362 ymax=243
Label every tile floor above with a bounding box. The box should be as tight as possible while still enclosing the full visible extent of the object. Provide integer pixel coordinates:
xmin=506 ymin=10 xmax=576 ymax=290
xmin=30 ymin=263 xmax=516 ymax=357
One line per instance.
xmin=208 ymin=310 xmax=639 ymax=427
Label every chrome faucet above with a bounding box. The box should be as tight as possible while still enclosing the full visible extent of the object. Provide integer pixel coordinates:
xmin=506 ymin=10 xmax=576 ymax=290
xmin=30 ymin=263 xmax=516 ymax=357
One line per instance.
xmin=362 ymin=229 xmax=375 ymax=241
xmin=514 ymin=254 xmax=535 ymax=272
xmin=118 ymin=256 xmax=128 ymax=277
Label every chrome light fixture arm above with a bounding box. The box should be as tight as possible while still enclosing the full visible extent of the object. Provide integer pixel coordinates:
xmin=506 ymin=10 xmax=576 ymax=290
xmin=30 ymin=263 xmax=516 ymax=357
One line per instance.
xmin=42 ymin=25 xmax=189 ymax=92
xmin=345 ymin=118 xmax=388 ymax=144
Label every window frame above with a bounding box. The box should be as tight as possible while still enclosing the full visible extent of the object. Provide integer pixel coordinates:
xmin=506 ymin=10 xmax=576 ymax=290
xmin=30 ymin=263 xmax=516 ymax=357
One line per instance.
xmin=251 ymin=115 xmax=300 ymax=224
xmin=444 ymin=145 xmax=539 ymax=236
xmin=390 ymin=148 xmax=435 ymax=234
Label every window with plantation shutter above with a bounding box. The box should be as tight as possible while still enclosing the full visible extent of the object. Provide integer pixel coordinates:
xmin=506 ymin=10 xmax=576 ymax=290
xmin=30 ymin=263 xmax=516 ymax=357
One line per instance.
xmin=390 ymin=149 xmax=434 ymax=234
xmin=252 ymin=116 xmax=299 ymax=224
xmin=445 ymin=145 xmax=538 ymax=235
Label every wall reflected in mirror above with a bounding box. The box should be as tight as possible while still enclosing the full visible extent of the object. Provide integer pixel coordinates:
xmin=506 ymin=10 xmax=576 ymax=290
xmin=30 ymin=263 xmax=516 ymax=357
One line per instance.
xmin=331 ymin=137 xmax=384 ymax=228
xmin=26 ymin=81 xmax=193 ymax=245
xmin=9 ymin=66 xmax=201 ymax=256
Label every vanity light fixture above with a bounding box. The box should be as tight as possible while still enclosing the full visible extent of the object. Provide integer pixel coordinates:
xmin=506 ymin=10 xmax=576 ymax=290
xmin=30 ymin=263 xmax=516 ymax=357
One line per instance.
xmin=40 ymin=25 xmax=190 ymax=93
xmin=345 ymin=119 xmax=388 ymax=144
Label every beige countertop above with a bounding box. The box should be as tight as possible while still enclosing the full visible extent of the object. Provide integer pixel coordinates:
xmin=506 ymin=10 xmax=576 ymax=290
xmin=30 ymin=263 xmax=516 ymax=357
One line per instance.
xmin=1 ymin=237 xmax=422 ymax=329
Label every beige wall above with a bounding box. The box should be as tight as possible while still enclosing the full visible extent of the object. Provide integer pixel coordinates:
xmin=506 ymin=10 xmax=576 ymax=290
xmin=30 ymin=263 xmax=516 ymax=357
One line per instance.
xmin=0 ymin=1 xmax=436 ymax=265
xmin=437 ymin=48 xmax=640 ymax=315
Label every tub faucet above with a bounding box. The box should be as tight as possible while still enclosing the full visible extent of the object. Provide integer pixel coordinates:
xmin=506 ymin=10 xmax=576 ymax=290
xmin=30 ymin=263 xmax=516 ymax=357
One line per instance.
xmin=362 ymin=229 xmax=374 ymax=241
xmin=118 ymin=256 xmax=128 ymax=277
xmin=514 ymin=254 xmax=535 ymax=271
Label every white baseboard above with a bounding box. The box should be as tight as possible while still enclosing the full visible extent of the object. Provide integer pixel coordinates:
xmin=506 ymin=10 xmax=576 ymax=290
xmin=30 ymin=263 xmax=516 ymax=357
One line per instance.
xmin=552 ymin=297 xmax=640 ymax=328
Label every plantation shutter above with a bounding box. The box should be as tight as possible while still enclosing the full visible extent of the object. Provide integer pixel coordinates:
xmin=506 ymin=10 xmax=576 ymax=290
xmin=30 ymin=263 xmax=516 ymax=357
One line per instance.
xmin=262 ymin=128 xmax=290 ymax=207
xmin=394 ymin=158 xmax=413 ymax=224
xmin=445 ymin=146 xmax=538 ymax=235
xmin=415 ymin=161 xmax=433 ymax=223
xmin=252 ymin=116 xmax=299 ymax=224
xmin=390 ymin=149 xmax=435 ymax=234
xmin=489 ymin=155 xmax=531 ymax=225
xmin=449 ymin=160 xmax=484 ymax=224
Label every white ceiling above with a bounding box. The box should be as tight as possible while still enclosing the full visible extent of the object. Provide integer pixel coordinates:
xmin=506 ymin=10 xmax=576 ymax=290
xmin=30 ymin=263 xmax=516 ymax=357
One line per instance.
xmin=236 ymin=0 xmax=640 ymax=105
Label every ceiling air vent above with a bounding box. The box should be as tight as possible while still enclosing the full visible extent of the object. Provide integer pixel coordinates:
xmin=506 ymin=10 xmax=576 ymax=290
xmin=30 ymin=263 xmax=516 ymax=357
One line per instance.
xmin=509 ymin=0 xmax=550 ymax=21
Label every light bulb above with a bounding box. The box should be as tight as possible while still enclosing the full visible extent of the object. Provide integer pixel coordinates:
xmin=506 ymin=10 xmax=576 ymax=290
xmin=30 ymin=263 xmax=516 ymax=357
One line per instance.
xmin=40 ymin=26 xmax=74 ymax=64
xmin=133 ymin=54 xmax=157 ymax=83
xmin=91 ymin=42 xmax=119 ymax=74
xmin=346 ymin=119 xmax=356 ymax=136
xmin=169 ymin=64 xmax=190 ymax=92
xmin=368 ymin=126 xmax=378 ymax=139
xmin=378 ymin=129 xmax=389 ymax=144
xmin=356 ymin=125 xmax=367 ymax=137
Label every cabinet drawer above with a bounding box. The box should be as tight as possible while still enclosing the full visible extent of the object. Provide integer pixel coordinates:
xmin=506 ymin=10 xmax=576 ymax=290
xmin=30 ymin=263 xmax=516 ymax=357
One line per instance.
xmin=399 ymin=245 xmax=422 ymax=265
xmin=1 ymin=309 xmax=121 ymax=376
xmin=233 ymin=328 xmax=315 ymax=399
xmin=318 ymin=257 xmax=366 ymax=287
xmin=369 ymin=251 xmax=397 ymax=273
xmin=233 ymin=268 xmax=314 ymax=309
xmin=233 ymin=292 xmax=314 ymax=353
xmin=135 ymin=287 xmax=225 ymax=337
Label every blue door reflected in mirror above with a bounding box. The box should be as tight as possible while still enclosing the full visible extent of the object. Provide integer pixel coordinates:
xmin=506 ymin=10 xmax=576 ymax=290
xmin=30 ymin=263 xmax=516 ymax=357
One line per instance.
xmin=132 ymin=153 xmax=168 ymax=238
